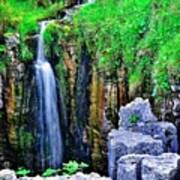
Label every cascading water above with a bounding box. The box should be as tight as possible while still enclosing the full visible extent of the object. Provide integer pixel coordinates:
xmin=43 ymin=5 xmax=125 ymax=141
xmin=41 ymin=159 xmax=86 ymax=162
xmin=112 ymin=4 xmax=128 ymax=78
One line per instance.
xmin=35 ymin=21 xmax=63 ymax=170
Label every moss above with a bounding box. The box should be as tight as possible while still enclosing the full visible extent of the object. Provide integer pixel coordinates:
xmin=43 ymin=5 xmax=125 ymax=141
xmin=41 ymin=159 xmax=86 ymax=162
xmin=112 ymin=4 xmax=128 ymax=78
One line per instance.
xmin=0 ymin=43 xmax=9 ymax=73
xmin=43 ymin=22 xmax=61 ymax=57
xmin=1 ymin=0 xmax=65 ymax=63
xmin=74 ymin=0 xmax=180 ymax=97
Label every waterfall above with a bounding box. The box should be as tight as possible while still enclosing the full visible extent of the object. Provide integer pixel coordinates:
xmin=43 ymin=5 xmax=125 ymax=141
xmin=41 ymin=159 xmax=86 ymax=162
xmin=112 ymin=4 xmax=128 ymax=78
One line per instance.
xmin=76 ymin=0 xmax=95 ymax=5
xmin=88 ymin=0 xmax=95 ymax=3
xmin=35 ymin=21 xmax=63 ymax=170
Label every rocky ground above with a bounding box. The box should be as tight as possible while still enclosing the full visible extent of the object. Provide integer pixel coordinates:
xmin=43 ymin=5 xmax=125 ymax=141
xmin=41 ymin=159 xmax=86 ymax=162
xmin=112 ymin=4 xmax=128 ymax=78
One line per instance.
xmin=0 ymin=170 xmax=111 ymax=180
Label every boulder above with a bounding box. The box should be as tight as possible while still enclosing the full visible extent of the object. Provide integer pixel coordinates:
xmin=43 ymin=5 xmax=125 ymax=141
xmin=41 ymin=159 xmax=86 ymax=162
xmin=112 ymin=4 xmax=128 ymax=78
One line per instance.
xmin=119 ymin=98 xmax=178 ymax=152
xmin=119 ymin=97 xmax=157 ymax=129
xmin=142 ymin=153 xmax=180 ymax=180
xmin=116 ymin=153 xmax=180 ymax=180
xmin=117 ymin=154 xmax=148 ymax=180
xmin=0 ymin=169 xmax=16 ymax=180
xmin=134 ymin=121 xmax=178 ymax=152
xmin=108 ymin=129 xmax=163 ymax=179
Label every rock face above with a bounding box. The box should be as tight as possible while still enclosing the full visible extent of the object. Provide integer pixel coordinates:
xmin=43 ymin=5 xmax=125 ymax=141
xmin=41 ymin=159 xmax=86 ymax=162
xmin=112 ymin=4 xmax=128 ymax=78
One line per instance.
xmin=142 ymin=153 xmax=180 ymax=180
xmin=119 ymin=97 xmax=157 ymax=129
xmin=108 ymin=98 xmax=179 ymax=179
xmin=161 ymin=84 xmax=180 ymax=152
xmin=108 ymin=129 xmax=163 ymax=179
xmin=118 ymin=98 xmax=178 ymax=153
xmin=58 ymin=37 xmax=128 ymax=173
xmin=117 ymin=154 xmax=148 ymax=180
xmin=5 ymin=60 xmax=36 ymax=169
xmin=138 ymin=121 xmax=178 ymax=152
xmin=117 ymin=153 xmax=180 ymax=180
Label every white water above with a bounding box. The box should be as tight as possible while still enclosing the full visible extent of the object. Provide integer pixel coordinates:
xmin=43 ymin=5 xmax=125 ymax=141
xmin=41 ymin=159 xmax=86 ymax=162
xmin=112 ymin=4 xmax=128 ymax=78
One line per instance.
xmin=35 ymin=22 xmax=63 ymax=169
xmin=88 ymin=0 xmax=95 ymax=3
xmin=76 ymin=0 xmax=95 ymax=5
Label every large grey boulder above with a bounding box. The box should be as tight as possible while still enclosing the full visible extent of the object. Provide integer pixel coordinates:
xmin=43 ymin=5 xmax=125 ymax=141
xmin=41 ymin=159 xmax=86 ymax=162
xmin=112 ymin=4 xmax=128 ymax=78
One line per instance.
xmin=116 ymin=153 xmax=180 ymax=180
xmin=138 ymin=121 xmax=178 ymax=152
xmin=142 ymin=153 xmax=180 ymax=180
xmin=119 ymin=98 xmax=157 ymax=129
xmin=119 ymin=98 xmax=178 ymax=152
xmin=108 ymin=129 xmax=163 ymax=179
xmin=0 ymin=169 xmax=16 ymax=180
xmin=117 ymin=154 xmax=148 ymax=180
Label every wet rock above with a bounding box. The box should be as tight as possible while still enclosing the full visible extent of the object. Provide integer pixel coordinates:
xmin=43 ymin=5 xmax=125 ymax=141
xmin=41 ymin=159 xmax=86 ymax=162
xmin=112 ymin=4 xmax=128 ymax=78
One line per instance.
xmin=0 ymin=75 xmax=3 ymax=109
xmin=138 ymin=121 xmax=178 ymax=152
xmin=5 ymin=33 xmax=20 ymax=50
xmin=0 ymin=169 xmax=16 ymax=180
xmin=169 ymin=158 xmax=180 ymax=180
xmin=116 ymin=153 xmax=180 ymax=180
xmin=173 ymin=97 xmax=180 ymax=118
xmin=108 ymin=128 xmax=163 ymax=179
xmin=119 ymin=98 xmax=178 ymax=152
xmin=117 ymin=154 xmax=149 ymax=180
xmin=119 ymin=97 xmax=157 ymax=129
xmin=171 ymin=85 xmax=180 ymax=92
xmin=142 ymin=153 xmax=180 ymax=180
xmin=5 ymin=33 xmax=20 ymax=62
xmin=5 ymin=61 xmax=36 ymax=168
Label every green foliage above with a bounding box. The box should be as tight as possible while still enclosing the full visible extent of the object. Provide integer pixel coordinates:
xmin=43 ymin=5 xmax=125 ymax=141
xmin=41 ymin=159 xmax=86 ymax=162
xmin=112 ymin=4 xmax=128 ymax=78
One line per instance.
xmin=20 ymin=43 xmax=34 ymax=62
xmin=19 ymin=128 xmax=34 ymax=149
xmin=43 ymin=22 xmax=62 ymax=59
xmin=0 ymin=44 xmax=8 ymax=73
xmin=0 ymin=45 xmax=6 ymax=53
xmin=42 ymin=168 xmax=60 ymax=177
xmin=0 ymin=0 xmax=65 ymax=62
xmin=43 ymin=21 xmax=73 ymax=60
xmin=16 ymin=167 xmax=31 ymax=177
xmin=75 ymin=0 xmax=180 ymax=96
xmin=128 ymin=114 xmax=140 ymax=124
xmin=42 ymin=161 xmax=89 ymax=177
xmin=62 ymin=161 xmax=89 ymax=175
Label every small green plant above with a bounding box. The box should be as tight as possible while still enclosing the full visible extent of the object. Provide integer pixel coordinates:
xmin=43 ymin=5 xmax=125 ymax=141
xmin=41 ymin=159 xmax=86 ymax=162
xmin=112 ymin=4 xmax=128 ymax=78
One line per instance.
xmin=128 ymin=114 xmax=140 ymax=124
xmin=16 ymin=167 xmax=31 ymax=177
xmin=42 ymin=168 xmax=60 ymax=177
xmin=42 ymin=161 xmax=89 ymax=177
xmin=0 ymin=45 xmax=6 ymax=53
xmin=62 ymin=161 xmax=89 ymax=175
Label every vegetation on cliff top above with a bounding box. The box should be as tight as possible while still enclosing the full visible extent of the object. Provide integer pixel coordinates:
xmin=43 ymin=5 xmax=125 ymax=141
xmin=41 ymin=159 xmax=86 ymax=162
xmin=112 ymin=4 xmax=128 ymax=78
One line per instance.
xmin=0 ymin=0 xmax=65 ymax=62
xmin=0 ymin=0 xmax=179 ymax=96
xmin=74 ymin=0 xmax=180 ymax=96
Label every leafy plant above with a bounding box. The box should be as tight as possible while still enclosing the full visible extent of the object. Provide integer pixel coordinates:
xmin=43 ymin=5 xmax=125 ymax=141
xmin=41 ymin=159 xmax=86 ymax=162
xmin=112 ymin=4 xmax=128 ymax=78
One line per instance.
xmin=16 ymin=167 xmax=31 ymax=177
xmin=0 ymin=45 xmax=6 ymax=53
xmin=62 ymin=161 xmax=89 ymax=175
xmin=42 ymin=168 xmax=60 ymax=177
xmin=128 ymin=114 xmax=140 ymax=124
xmin=41 ymin=161 xmax=88 ymax=177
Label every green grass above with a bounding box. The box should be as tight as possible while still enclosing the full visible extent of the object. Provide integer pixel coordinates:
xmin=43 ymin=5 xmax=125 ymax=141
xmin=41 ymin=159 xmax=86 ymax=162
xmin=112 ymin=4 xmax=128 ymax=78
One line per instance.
xmin=74 ymin=0 xmax=180 ymax=96
xmin=0 ymin=0 xmax=65 ymax=62
xmin=2 ymin=0 xmax=65 ymax=38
